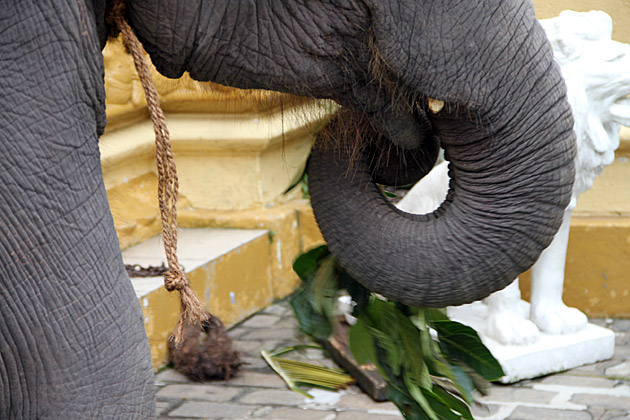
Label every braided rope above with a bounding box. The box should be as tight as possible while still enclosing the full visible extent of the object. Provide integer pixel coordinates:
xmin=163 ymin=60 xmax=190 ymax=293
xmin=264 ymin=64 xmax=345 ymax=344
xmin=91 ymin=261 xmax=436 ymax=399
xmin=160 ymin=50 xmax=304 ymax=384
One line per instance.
xmin=108 ymin=2 xmax=209 ymax=345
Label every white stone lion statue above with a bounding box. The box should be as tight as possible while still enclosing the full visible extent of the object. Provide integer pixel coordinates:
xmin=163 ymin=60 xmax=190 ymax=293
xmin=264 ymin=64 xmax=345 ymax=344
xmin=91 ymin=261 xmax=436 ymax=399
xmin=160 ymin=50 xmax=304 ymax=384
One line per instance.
xmin=396 ymin=10 xmax=630 ymax=345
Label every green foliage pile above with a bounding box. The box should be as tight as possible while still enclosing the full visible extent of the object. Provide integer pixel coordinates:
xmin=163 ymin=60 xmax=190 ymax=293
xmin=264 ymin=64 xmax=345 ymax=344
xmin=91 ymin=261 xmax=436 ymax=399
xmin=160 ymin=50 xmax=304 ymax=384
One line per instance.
xmin=290 ymin=245 xmax=504 ymax=420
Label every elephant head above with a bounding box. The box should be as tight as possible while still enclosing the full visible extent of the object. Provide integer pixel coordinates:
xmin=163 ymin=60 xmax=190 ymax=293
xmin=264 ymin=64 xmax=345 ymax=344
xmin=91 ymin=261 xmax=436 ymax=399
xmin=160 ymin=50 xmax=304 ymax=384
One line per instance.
xmin=0 ymin=1 xmax=575 ymax=417
xmin=121 ymin=0 xmax=575 ymax=308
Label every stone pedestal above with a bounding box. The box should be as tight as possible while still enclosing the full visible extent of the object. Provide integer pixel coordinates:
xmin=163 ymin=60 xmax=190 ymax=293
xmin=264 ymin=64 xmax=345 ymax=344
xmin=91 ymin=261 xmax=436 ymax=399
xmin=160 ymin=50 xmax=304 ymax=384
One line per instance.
xmin=448 ymin=303 xmax=615 ymax=383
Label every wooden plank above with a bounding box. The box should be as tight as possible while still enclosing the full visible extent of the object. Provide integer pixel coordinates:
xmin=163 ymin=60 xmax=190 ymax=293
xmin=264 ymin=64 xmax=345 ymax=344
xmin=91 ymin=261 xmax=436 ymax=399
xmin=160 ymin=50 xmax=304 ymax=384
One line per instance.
xmin=320 ymin=321 xmax=389 ymax=401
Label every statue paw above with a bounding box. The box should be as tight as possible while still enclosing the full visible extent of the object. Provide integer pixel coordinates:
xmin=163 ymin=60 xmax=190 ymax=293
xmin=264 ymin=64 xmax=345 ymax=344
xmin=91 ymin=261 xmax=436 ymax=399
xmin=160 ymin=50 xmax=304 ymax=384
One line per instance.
xmin=486 ymin=310 xmax=540 ymax=346
xmin=515 ymin=299 xmax=531 ymax=319
xmin=530 ymin=302 xmax=588 ymax=335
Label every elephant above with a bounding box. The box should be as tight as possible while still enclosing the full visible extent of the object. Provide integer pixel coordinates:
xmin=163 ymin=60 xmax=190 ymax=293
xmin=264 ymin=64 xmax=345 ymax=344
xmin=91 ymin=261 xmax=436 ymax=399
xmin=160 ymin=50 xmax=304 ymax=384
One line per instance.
xmin=0 ymin=0 xmax=575 ymax=418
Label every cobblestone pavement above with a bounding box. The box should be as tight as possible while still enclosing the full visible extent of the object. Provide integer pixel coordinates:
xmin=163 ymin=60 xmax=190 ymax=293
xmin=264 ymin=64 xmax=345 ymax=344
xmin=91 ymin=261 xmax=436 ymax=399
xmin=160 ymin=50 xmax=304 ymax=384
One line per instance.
xmin=155 ymin=301 xmax=630 ymax=420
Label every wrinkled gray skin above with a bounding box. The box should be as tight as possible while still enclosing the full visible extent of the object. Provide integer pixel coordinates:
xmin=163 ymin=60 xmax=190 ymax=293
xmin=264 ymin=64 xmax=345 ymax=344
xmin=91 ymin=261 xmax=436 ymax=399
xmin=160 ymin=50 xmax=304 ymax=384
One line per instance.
xmin=0 ymin=0 xmax=575 ymax=418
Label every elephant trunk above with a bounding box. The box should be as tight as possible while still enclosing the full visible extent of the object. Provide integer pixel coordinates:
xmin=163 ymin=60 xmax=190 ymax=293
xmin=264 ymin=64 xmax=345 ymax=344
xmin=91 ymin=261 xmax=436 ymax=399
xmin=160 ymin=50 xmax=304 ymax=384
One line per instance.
xmin=307 ymin=79 xmax=576 ymax=308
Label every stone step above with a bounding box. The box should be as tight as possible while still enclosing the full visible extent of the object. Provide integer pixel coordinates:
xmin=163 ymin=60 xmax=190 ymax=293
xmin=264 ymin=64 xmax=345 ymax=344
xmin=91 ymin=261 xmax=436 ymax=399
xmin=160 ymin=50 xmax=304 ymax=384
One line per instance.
xmin=122 ymin=228 xmax=272 ymax=370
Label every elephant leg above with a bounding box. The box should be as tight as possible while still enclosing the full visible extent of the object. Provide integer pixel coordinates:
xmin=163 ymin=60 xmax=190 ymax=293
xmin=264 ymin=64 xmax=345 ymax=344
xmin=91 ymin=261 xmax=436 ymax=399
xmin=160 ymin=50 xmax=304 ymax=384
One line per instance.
xmin=0 ymin=2 xmax=155 ymax=418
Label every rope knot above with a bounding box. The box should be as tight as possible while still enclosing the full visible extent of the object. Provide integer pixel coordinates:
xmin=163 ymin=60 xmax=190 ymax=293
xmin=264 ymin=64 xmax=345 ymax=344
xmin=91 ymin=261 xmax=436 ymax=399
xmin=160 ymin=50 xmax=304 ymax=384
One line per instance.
xmin=164 ymin=269 xmax=187 ymax=291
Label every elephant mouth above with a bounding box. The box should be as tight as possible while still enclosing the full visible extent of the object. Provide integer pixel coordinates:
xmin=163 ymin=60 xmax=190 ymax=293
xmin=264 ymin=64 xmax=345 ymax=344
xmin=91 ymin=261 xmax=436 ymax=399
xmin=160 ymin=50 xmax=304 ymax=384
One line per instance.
xmin=317 ymin=98 xmax=444 ymax=190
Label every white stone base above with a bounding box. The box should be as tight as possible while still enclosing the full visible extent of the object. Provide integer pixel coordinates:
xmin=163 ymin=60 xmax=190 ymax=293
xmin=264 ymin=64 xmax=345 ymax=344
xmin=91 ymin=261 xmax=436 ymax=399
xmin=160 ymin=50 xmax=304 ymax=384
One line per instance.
xmin=448 ymin=303 xmax=615 ymax=383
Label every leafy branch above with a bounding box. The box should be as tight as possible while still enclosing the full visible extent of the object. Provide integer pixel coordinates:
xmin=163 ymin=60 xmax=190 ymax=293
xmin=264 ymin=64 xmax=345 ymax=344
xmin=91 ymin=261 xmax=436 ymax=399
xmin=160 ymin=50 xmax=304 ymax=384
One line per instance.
xmin=290 ymin=245 xmax=504 ymax=420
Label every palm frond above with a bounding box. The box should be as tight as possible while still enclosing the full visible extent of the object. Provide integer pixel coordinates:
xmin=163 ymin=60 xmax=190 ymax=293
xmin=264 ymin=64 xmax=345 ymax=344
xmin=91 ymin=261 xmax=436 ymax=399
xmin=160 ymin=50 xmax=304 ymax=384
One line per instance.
xmin=262 ymin=346 xmax=355 ymax=398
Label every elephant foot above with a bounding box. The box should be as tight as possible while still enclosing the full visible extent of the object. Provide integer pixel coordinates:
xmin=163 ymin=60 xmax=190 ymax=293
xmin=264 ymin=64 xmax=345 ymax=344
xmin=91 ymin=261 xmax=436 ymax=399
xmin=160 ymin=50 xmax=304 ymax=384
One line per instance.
xmin=530 ymin=301 xmax=588 ymax=335
xmin=486 ymin=307 xmax=540 ymax=346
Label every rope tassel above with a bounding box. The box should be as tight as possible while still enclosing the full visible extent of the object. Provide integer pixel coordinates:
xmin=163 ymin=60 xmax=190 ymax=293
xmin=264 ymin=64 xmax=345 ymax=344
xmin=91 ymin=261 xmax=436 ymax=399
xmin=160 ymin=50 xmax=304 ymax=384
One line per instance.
xmin=108 ymin=2 xmax=209 ymax=345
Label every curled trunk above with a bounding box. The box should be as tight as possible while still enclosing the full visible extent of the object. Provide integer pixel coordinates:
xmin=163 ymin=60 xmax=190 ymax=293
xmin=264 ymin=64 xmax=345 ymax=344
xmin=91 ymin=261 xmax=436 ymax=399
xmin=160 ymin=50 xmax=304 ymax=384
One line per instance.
xmin=306 ymin=0 xmax=577 ymax=307
xmin=308 ymin=94 xmax=575 ymax=308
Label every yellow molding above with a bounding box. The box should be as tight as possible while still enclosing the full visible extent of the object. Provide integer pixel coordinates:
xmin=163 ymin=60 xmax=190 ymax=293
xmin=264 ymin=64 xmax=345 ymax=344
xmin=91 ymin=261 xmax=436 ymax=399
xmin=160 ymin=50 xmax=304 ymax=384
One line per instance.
xmin=100 ymin=108 xmax=327 ymax=211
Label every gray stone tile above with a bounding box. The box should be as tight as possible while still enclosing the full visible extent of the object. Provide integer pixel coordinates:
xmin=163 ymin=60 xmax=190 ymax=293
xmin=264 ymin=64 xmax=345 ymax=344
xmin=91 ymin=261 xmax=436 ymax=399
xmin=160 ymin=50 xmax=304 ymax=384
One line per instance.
xmin=241 ymin=315 xmax=282 ymax=328
xmin=272 ymin=317 xmax=299 ymax=329
xmin=506 ymin=406 xmax=591 ymax=420
xmin=155 ymin=368 xmax=192 ymax=384
xmin=239 ymin=389 xmax=307 ymax=406
xmin=572 ymin=393 xmax=630 ymax=410
xmin=228 ymin=372 xmax=287 ymax=388
xmin=591 ymin=319 xmax=613 ymax=328
xmin=540 ymin=374 xmax=618 ymax=388
xmin=239 ymin=356 xmax=269 ymax=370
xmin=256 ymin=341 xmax=285 ymax=355
xmin=568 ymin=360 xmax=619 ymax=376
xmin=250 ymin=406 xmax=274 ymax=418
xmin=156 ymin=400 xmax=177 ymax=416
xmin=157 ymin=384 xmax=241 ymax=402
xmin=612 ymin=320 xmax=630 ymax=332
xmin=470 ymin=402 xmax=502 ymax=419
xmin=337 ymin=393 xmax=399 ymax=413
xmin=233 ymin=339 xmax=266 ymax=354
xmin=233 ymin=339 xmax=284 ymax=356
xmin=152 ymin=306 xmax=630 ymax=420
xmin=479 ymin=386 xmax=557 ymax=404
xmin=262 ymin=303 xmax=292 ymax=317
xmin=168 ymin=401 xmax=253 ymax=419
xmin=606 ymin=362 xmax=630 ymax=379
xmin=242 ymin=328 xmax=300 ymax=341
xmin=335 ymin=412 xmax=401 ymax=419
xmin=592 ymin=409 xmax=630 ymax=420
xmin=227 ymin=327 xmax=247 ymax=339
xmin=258 ymin=407 xmax=337 ymax=420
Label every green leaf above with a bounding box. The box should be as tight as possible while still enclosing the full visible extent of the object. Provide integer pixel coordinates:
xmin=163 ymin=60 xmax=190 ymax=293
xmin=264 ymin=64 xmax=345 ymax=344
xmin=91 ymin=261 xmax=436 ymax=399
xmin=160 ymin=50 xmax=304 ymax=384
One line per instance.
xmin=411 ymin=310 xmax=436 ymax=360
xmin=429 ymin=359 xmax=475 ymax=405
xmin=292 ymin=245 xmax=330 ymax=281
xmin=367 ymin=324 xmax=403 ymax=377
xmin=398 ymin=311 xmax=431 ymax=390
xmin=363 ymin=299 xmax=405 ymax=377
xmin=290 ymin=287 xmax=332 ymax=340
xmin=403 ymin=374 xmax=439 ymax=420
xmin=431 ymin=386 xmax=474 ymax=420
xmin=310 ymin=256 xmax=338 ymax=316
xmin=426 ymin=311 xmax=504 ymax=381
xmin=290 ymin=246 xmax=339 ymax=341
xmin=420 ymin=387 xmax=468 ymax=420
xmin=388 ymin=385 xmax=425 ymax=420
xmin=348 ymin=319 xmax=377 ymax=366
xmin=448 ymin=364 xmax=476 ymax=403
